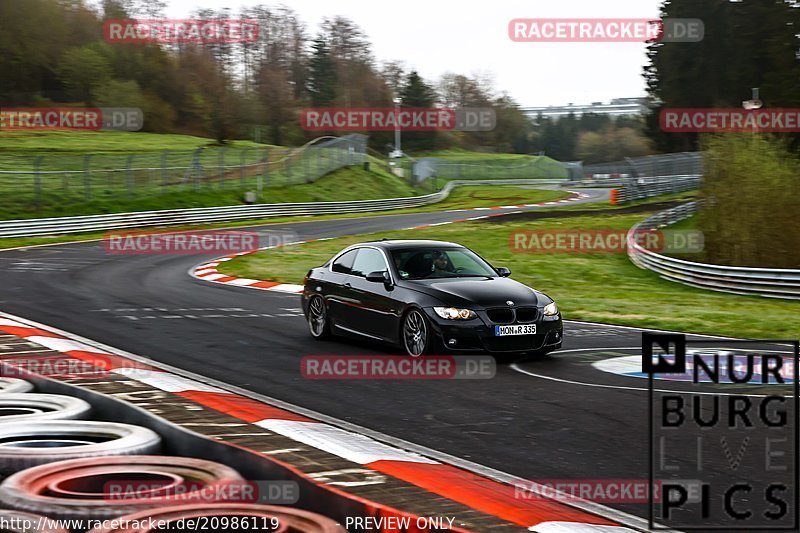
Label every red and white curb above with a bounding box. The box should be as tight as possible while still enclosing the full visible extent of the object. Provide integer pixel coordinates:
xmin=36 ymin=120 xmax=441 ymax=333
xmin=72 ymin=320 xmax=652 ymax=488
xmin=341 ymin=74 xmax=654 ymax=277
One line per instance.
xmin=0 ymin=311 xmax=639 ymax=532
xmin=191 ymin=191 xmax=590 ymax=294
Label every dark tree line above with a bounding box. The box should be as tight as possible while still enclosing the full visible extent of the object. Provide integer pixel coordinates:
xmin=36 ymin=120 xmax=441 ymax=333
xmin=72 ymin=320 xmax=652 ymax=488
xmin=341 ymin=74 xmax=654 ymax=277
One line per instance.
xmin=0 ymin=0 xmax=535 ymax=153
xmin=645 ymin=0 xmax=800 ymax=267
xmin=525 ymin=114 xmax=651 ymax=163
xmin=644 ymin=0 xmax=800 ymax=152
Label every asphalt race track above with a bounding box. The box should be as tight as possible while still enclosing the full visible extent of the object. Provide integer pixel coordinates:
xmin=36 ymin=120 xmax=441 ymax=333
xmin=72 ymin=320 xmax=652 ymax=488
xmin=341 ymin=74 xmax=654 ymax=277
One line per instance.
xmin=0 ymin=189 xmax=793 ymax=524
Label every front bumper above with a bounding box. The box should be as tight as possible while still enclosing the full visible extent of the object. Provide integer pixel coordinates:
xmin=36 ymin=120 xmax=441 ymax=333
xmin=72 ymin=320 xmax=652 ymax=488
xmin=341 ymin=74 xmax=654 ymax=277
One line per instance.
xmin=423 ymin=307 xmax=563 ymax=353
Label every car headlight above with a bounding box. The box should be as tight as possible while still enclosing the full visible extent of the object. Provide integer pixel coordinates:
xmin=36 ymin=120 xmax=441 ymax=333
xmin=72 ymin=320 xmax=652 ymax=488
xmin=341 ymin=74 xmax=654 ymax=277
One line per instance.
xmin=543 ymin=301 xmax=559 ymax=316
xmin=433 ymin=307 xmax=476 ymax=320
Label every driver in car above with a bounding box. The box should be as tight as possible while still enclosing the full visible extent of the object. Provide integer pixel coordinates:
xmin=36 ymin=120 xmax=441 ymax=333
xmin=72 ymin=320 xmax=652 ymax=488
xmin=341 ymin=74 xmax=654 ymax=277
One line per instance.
xmin=432 ymin=250 xmax=454 ymax=274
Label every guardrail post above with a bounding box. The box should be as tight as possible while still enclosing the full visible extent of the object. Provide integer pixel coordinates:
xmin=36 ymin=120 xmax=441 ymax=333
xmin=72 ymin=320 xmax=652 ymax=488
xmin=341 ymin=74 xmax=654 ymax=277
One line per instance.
xmin=160 ymin=150 xmax=169 ymax=192
xmin=33 ymin=156 xmax=43 ymax=210
xmin=192 ymin=148 xmax=202 ymax=192
xmin=262 ymin=147 xmax=269 ymax=190
xmin=126 ymin=154 xmax=135 ymax=199
xmin=218 ymin=148 xmax=226 ymax=189
xmin=316 ymin=146 xmax=321 ymax=180
xmin=83 ymin=154 xmax=92 ymax=200
xmin=240 ymin=148 xmax=248 ymax=189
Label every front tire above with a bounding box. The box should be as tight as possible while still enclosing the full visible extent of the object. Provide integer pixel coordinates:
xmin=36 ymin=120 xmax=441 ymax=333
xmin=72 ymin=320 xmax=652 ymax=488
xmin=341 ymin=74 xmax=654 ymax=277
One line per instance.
xmin=307 ymin=295 xmax=331 ymax=340
xmin=402 ymin=309 xmax=432 ymax=356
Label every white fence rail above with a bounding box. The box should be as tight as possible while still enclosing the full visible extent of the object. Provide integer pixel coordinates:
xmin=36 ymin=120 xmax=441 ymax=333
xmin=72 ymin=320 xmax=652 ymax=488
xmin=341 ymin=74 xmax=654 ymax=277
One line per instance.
xmin=627 ymin=203 xmax=800 ymax=299
xmin=0 ymin=179 xmax=566 ymax=238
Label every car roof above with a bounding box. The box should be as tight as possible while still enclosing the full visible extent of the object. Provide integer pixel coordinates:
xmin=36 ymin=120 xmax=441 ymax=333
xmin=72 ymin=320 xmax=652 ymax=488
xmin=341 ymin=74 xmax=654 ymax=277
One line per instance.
xmin=354 ymin=239 xmax=465 ymax=250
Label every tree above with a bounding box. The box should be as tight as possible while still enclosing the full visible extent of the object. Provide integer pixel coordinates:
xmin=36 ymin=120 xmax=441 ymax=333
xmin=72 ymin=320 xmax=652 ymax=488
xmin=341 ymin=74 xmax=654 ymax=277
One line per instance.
xmin=57 ymin=45 xmax=113 ymax=104
xmin=380 ymin=61 xmax=406 ymax=95
xmin=307 ymin=37 xmax=337 ymax=106
xmin=644 ymin=0 xmax=800 ymax=151
xmin=399 ymin=71 xmax=436 ymax=107
xmin=576 ymin=127 xmax=652 ymax=163
xmin=399 ymin=71 xmax=437 ymax=151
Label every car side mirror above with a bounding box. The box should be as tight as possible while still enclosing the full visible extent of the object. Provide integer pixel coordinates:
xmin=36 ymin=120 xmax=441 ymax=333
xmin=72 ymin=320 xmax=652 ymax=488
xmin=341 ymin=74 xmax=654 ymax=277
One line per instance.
xmin=496 ymin=267 xmax=512 ymax=277
xmin=366 ymin=270 xmax=391 ymax=283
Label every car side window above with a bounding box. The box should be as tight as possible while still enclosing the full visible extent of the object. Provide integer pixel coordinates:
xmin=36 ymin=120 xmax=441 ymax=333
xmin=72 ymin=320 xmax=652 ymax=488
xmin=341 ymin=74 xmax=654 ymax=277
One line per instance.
xmin=350 ymin=248 xmax=388 ymax=278
xmin=331 ymin=249 xmax=358 ymax=274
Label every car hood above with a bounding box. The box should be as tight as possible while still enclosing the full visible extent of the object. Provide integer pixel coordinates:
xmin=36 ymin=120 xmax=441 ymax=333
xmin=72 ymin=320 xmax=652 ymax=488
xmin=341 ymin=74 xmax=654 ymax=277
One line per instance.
xmin=403 ymin=277 xmax=549 ymax=309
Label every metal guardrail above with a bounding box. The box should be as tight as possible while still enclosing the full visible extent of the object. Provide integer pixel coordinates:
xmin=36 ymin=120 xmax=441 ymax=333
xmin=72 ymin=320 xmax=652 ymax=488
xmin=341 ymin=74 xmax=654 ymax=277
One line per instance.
xmin=564 ymin=175 xmax=701 ymax=203
xmin=614 ymin=176 xmax=701 ymax=203
xmin=627 ymin=202 xmax=800 ymax=300
xmin=580 ymin=152 xmax=704 ymax=178
xmin=0 ymin=179 xmax=566 ymax=238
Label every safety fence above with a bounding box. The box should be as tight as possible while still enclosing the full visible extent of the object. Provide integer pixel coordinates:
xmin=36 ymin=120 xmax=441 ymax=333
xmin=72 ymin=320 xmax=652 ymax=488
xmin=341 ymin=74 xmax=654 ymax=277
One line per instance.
xmin=627 ymin=202 xmax=800 ymax=299
xmin=612 ymin=176 xmax=702 ymax=203
xmin=581 ymin=152 xmax=704 ymax=179
xmin=0 ymin=179 xmax=566 ymax=238
xmin=412 ymin=156 xmax=568 ymax=183
xmin=0 ymin=135 xmax=367 ymax=211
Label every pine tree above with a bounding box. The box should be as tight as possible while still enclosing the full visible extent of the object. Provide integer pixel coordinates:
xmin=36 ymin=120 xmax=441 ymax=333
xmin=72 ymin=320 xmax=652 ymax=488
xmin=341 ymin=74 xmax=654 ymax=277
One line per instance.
xmin=307 ymin=37 xmax=337 ymax=107
xmin=398 ymin=71 xmax=438 ymax=151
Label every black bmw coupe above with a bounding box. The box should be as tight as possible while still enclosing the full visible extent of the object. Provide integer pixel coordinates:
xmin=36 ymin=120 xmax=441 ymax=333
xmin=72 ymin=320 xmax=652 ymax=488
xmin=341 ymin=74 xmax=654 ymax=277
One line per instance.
xmin=301 ymin=240 xmax=563 ymax=357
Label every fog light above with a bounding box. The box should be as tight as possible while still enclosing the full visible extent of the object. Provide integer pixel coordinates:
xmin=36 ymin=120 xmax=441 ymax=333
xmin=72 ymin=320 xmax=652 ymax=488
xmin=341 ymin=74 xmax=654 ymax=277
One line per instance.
xmin=447 ymin=339 xmax=457 ymax=346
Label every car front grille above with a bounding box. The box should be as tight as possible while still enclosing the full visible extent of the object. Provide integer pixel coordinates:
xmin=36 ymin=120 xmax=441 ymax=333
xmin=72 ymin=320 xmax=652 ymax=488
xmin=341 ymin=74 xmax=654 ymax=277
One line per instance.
xmin=486 ymin=307 xmax=538 ymax=324
xmin=486 ymin=308 xmax=514 ymax=324
xmin=515 ymin=307 xmax=538 ymax=323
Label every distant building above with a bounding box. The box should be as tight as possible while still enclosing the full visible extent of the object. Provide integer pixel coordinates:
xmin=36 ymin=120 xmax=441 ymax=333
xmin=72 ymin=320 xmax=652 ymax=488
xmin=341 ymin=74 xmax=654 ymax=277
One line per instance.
xmin=521 ymin=97 xmax=649 ymax=120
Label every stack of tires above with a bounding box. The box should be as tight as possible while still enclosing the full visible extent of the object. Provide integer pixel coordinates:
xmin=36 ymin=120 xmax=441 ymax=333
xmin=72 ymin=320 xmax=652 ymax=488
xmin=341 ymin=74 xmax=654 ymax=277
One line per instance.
xmin=0 ymin=378 xmax=345 ymax=532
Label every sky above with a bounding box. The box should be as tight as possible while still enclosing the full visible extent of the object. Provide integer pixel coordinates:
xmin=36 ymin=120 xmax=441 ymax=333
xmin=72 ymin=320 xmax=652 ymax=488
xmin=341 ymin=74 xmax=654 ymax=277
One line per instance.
xmin=162 ymin=0 xmax=665 ymax=107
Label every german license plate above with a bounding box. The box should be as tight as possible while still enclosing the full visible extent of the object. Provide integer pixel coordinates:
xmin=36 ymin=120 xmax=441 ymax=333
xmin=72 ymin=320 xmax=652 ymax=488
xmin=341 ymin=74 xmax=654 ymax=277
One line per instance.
xmin=494 ymin=324 xmax=536 ymax=336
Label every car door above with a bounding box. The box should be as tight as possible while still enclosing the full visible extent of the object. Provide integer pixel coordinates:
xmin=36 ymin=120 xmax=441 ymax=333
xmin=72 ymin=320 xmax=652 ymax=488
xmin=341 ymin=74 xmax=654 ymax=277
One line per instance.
xmin=348 ymin=247 xmax=401 ymax=341
xmin=325 ymin=248 xmax=359 ymax=329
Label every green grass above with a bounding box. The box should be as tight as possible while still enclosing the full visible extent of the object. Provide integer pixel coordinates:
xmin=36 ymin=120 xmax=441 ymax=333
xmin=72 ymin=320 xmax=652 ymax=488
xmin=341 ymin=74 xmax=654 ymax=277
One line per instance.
xmin=412 ymin=186 xmax=567 ymax=211
xmin=0 ymin=131 xmax=271 ymax=173
xmin=0 ymin=130 xmax=263 ymax=155
xmin=0 ymin=131 xmax=571 ymax=219
xmin=0 ymin=187 xmax=564 ymax=249
xmin=665 ymin=214 xmax=697 ymax=231
xmin=219 ymin=209 xmax=800 ymax=340
xmin=0 ymin=130 xmax=418 ymax=219
xmin=420 ymin=149 xmax=542 ymax=162
xmin=0 ymin=156 xmax=421 ymax=220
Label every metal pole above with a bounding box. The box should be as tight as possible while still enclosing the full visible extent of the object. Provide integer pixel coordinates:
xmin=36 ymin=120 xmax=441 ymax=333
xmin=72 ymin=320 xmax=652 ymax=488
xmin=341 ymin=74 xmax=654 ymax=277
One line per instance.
xmin=261 ymin=147 xmax=268 ymax=194
xmin=126 ymin=154 xmax=135 ymax=199
xmin=83 ymin=154 xmax=92 ymax=200
xmin=305 ymin=146 xmax=310 ymax=183
xmin=161 ymin=150 xmax=168 ymax=192
xmin=394 ymin=98 xmax=402 ymax=156
xmin=240 ymin=148 xmax=248 ymax=189
xmin=218 ymin=149 xmax=226 ymax=189
xmin=34 ymin=156 xmax=42 ymax=210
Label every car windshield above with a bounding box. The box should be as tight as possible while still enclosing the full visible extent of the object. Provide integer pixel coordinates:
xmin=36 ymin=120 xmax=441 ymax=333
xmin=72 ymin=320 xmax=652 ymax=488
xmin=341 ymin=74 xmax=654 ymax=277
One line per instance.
xmin=390 ymin=247 xmax=497 ymax=280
